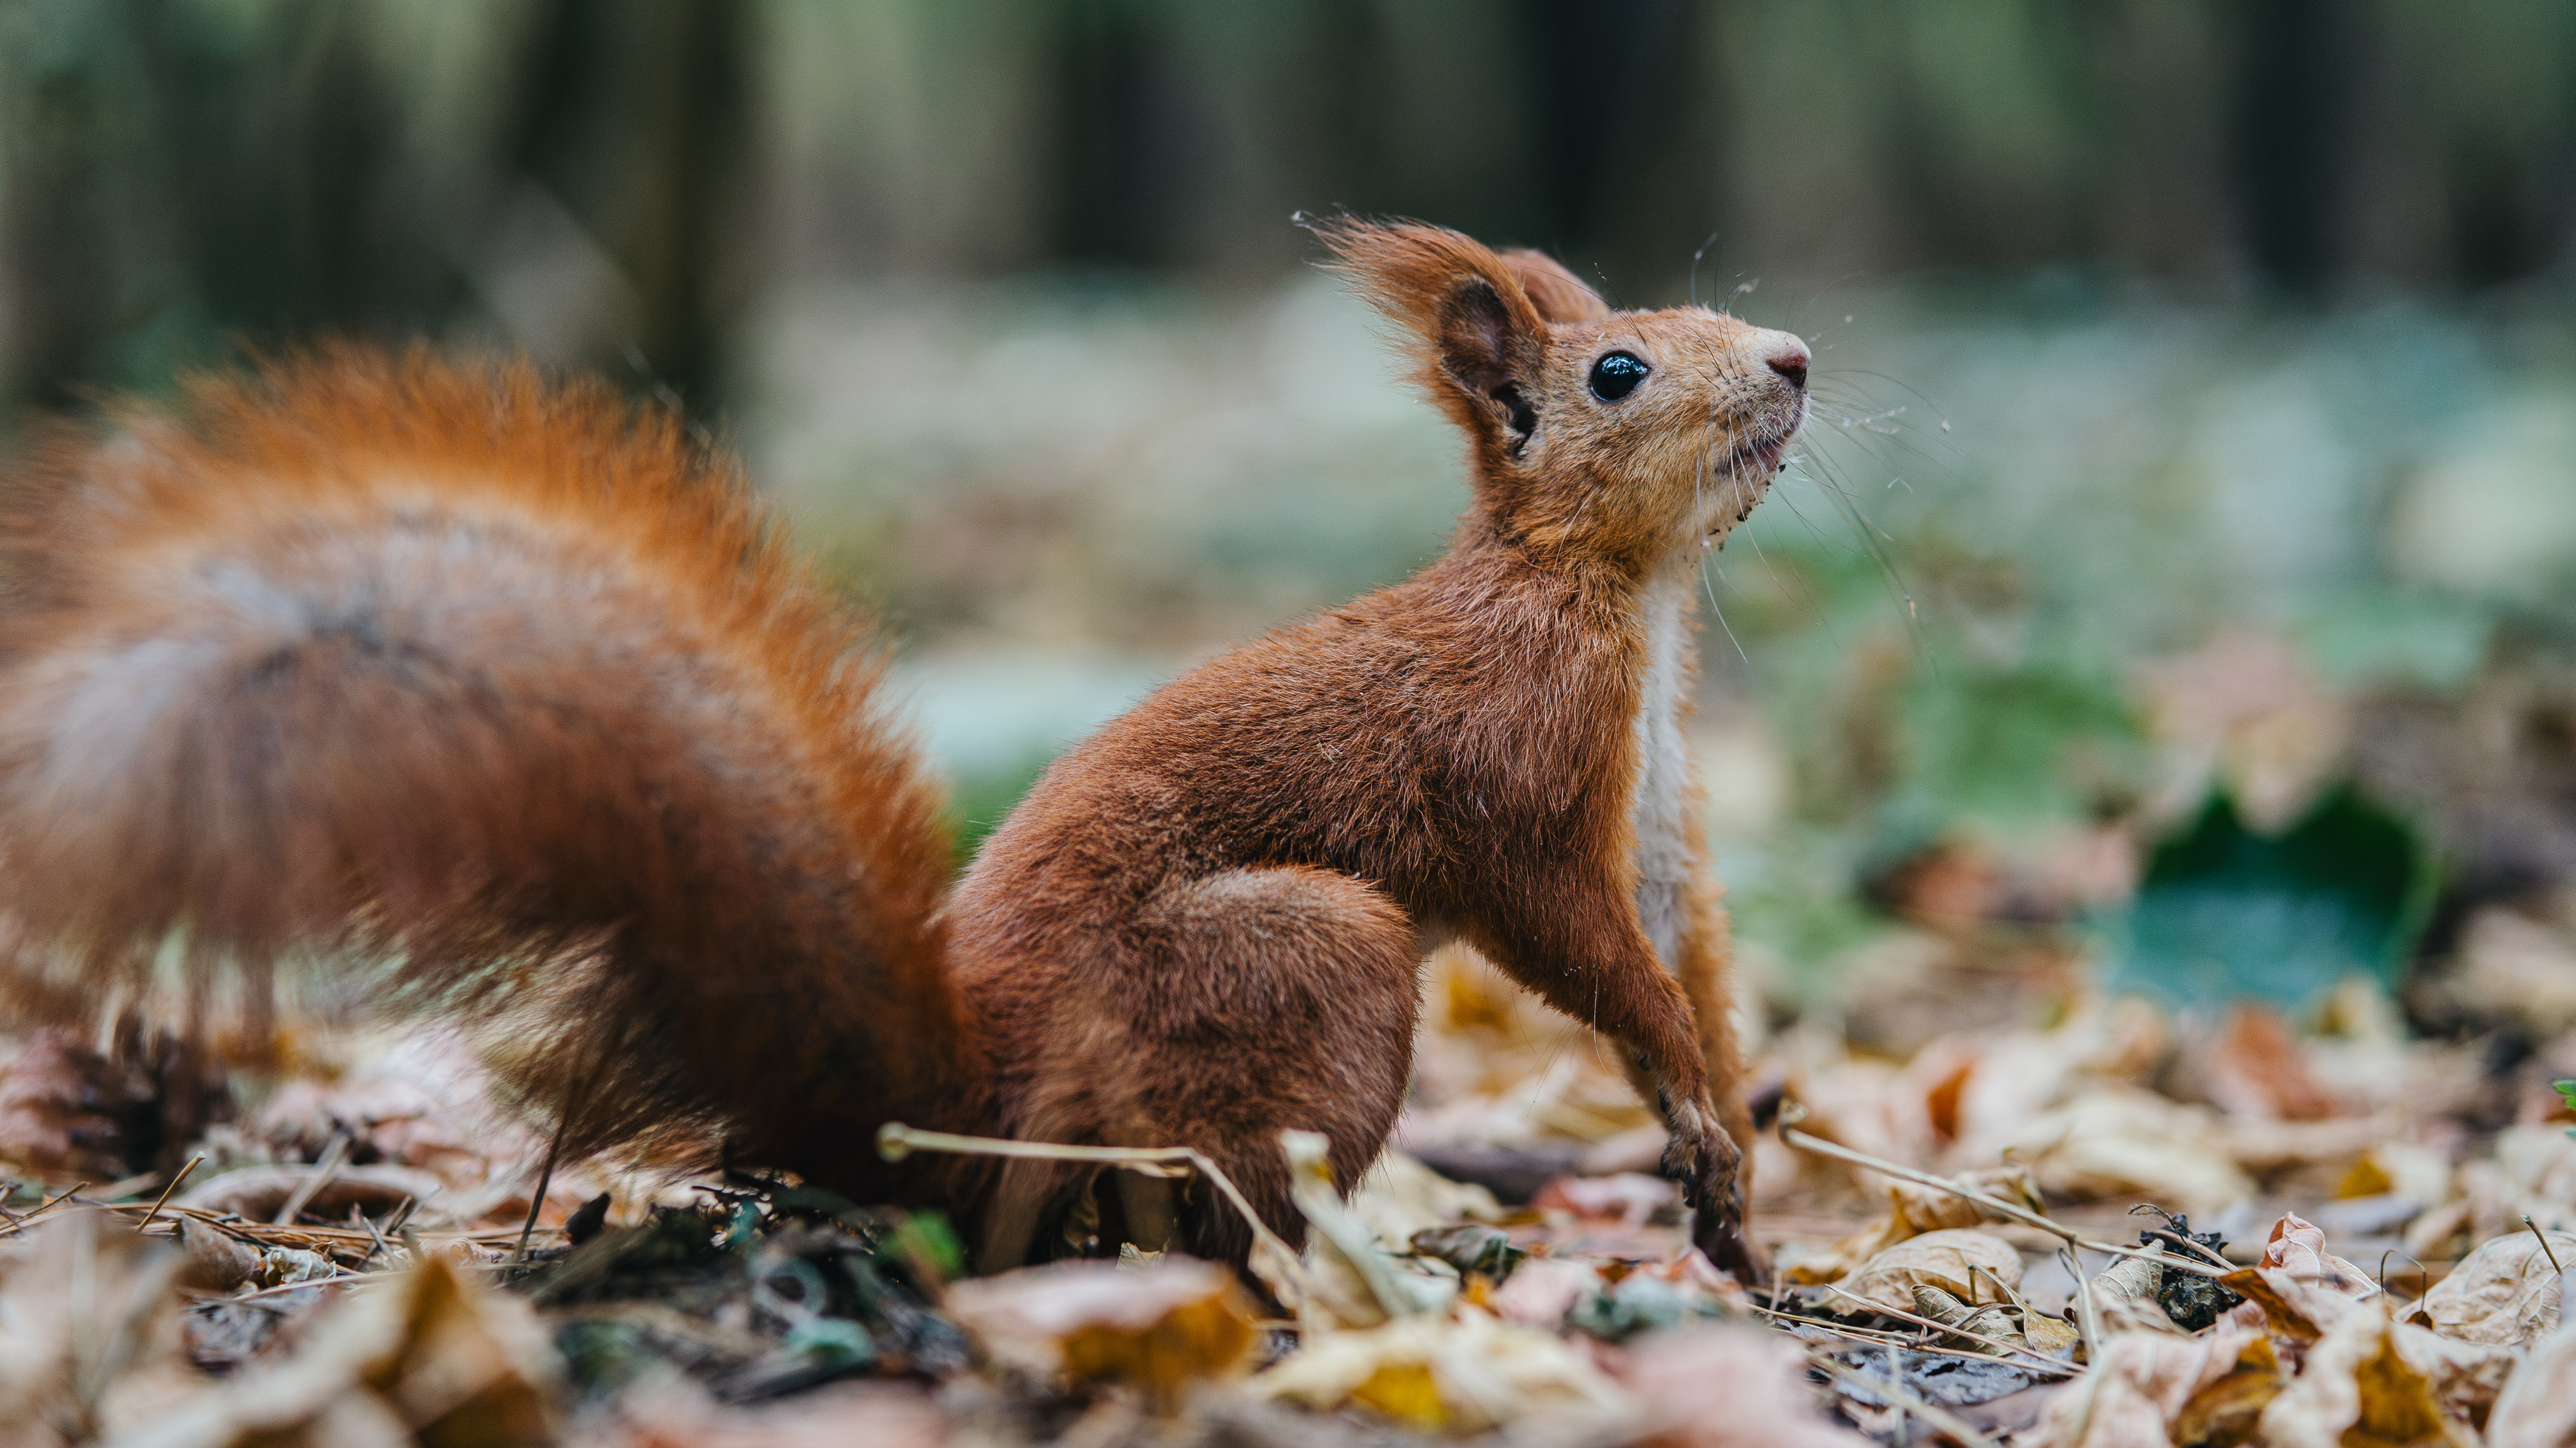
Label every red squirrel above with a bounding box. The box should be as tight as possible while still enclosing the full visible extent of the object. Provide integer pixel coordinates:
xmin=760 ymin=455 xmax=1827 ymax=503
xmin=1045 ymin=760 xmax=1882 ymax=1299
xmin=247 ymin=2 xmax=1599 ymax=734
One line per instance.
xmin=0 ymin=220 xmax=1805 ymax=1276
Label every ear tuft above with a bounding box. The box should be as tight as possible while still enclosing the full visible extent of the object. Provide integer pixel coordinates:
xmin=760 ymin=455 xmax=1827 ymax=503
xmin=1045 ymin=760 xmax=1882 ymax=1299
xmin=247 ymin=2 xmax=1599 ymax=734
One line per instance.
xmin=1309 ymin=217 xmax=1547 ymax=350
xmin=1310 ymin=218 xmax=1549 ymax=452
xmin=1498 ymin=249 xmax=1610 ymax=324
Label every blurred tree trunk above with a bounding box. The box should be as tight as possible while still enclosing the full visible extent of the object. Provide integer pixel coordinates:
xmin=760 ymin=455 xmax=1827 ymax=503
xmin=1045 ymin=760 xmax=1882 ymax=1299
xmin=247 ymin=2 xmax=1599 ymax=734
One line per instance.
xmin=2230 ymin=0 xmax=2356 ymax=294
xmin=511 ymin=0 xmax=751 ymax=411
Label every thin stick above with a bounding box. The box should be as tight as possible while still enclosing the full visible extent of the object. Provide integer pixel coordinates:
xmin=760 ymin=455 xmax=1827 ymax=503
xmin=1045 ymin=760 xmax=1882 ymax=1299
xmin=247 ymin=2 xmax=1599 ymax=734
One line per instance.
xmin=515 ymin=1112 xmax=576 ymax=1263
xmin=0 ymin=1181 xmax=89 ymax=1237
xmin=133 ymin=1157 xmax=202 ymax=1235
xmin=1780 ymin=1124 xmax=2229 ymax=1280
xmin=1886 ymin=1343 xmax=1909 ymax=1448
xmin=1820 ymin=1284 xmax=2078 ymax=1376
xmin=2525 ymin=1216 xmax=2565 ymax=1274
xmin=273 ymin=1133 xmax=350 ymax=1227
xmin=1805 ymin=1350 xmax=2004 ymax=1448
xmin=877 ymin=1122 xmax=1306 ymax=1303
xmin=2061 ymin=1247 xmax=2101 ymax=1365
xmin=1756 ymin=1305 xmax=2059 ymax=1371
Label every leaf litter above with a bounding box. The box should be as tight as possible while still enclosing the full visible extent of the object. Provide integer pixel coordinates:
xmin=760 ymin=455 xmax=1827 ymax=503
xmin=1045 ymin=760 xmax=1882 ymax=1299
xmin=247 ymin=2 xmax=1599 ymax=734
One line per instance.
xmin=0 ymin=943 xmax=2569 ymax=1445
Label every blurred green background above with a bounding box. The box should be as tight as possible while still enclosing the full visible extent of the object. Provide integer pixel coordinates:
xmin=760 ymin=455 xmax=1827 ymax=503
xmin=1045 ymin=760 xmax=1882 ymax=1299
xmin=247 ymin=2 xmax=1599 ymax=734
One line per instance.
xmin=6 ymin=0 xmax=2575 ymax=1031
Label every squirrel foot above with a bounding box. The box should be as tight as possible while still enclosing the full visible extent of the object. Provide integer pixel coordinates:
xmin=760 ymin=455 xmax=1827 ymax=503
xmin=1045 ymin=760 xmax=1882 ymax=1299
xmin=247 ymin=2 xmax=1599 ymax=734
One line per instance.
xmin=1660 ymin=1107 xmax=1758 ymax=1280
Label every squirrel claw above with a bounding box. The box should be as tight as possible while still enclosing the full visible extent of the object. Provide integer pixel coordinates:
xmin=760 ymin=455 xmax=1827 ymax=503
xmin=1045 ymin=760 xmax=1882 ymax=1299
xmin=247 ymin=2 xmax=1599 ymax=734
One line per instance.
xmin=1660 ymin=1121 xmax=1754 ymax=1278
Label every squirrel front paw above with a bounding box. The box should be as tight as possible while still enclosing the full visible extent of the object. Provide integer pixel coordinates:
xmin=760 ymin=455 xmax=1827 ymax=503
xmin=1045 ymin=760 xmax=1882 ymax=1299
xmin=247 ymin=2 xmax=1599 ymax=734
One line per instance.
xmin=1659 ymin=1112 xmax=1755 ymax=1277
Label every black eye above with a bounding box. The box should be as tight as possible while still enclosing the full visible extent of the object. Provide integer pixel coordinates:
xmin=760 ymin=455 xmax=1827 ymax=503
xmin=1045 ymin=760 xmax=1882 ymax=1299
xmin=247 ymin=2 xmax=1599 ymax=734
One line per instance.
xmin=1589 ymin=351 xmax=1649 ymax=402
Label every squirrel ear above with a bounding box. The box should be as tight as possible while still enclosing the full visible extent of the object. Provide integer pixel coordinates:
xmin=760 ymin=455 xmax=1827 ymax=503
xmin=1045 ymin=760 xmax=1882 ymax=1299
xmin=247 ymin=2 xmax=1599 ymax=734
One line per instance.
xmin=1498 ymin=249 xmax=1610 ymax=324
xmin=1312 ymin=218 xmax=1549 ymax=452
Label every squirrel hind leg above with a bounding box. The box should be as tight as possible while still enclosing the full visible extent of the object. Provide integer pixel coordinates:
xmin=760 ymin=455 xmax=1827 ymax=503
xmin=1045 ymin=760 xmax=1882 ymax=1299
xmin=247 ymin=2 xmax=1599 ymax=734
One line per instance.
xmin=983 ymin=865 xmax=1422 ymax=1271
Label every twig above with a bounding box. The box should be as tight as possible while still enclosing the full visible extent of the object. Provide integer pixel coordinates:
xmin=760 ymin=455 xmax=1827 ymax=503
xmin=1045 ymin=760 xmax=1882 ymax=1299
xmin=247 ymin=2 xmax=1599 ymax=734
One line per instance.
xmin=273 ymin=1134 xmax=351 ymax=1227
xmin=1756 ymin=1305 xmax=2058 ymax=1371
xmin=2525 ymin=1216 xmax=2565 ymax=1274
xmin=877 ymin=1121 xmax=1307 ymax=1306
xmin=1819 ymin=1284 xmax=2078 ymax=1376
xmin=1780 ymin=1125 xmax=2229 ymax=1279
xmin=1806 ymin=1349 xmax=2005 ymax=1448
xmin=1886 ymin=1343 xmax=1909 ymax=1448
xmin=133 ymin=1157 xmax=203 ymax=1235
xmin=2060 ymin=1247 xmax=2101 ymax=1365
xmin=2127 ymin=1206 xmax=2233 ymax=1269
xmin=187 ymin=1273 xmax=361 ymax=1305
xmin=0 ymin=1182 xmax=89 ymax=1237
xmin=517 ymin=1105 xmax=581 ymax=1263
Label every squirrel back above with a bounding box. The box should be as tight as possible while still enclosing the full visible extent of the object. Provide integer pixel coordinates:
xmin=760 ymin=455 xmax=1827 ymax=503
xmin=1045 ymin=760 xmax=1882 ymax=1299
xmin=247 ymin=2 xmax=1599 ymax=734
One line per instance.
xmin=0 ymin=349 xmax=987 ymax=1199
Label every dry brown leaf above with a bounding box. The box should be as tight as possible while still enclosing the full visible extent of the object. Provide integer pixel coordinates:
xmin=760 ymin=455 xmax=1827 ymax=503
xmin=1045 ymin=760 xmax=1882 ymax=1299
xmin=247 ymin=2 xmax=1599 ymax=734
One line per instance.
xmin=0 ymin=1213 xmax=200 ymax=1448
xmin=2203 ymin=1004 xmax=2337 ymax=1121
xmin=942 ymin=1257 xmax=1257 ymax=1397
xmin=2485 ymin=1274 xmax=2576 ymax=1448
xmin=2223 ymin=1267 xmax=2354 ymax=1344
xmin=2444 ymin=906 xmax=2576 ymax=1039
xmin=1909 ymin=1284 xmax=2028 ymax=1353
xmin=1782 ymin=1165 xmax=2040 ymax=1285
xmin=1531 ymin=1173 xmax=1674 ymax=1228
xmin=2023 ymin=1323 xmax=2277 ymax=1448
xmin=568 ymin=1374 xmax=949 ymax=1448
xmin=1250 ymin=1310 xmax=1624 ymax=1433
xmin=1621 ymin=1324 xmax=1875 ymax=1448
xmin=2467 ymin=1126 xmax=2576 ymax=1240
xmin=2168 ymin=1331 xmax=2286 ymax=1447
xmin=1837 ymin=1227 xmax=2020 ymax=1314
xmin=2254 ymin=1211 xmax=2377 ymax=1297
xmin=1985 ymin=1089 xmax=2254 ymax=1215
xmin=2415 ymin=1228 xmax=2573 ymax=1346
xmin=2257 ymin=1305 xmax=2480 ymax=1448
xmin=174 ymin=1220 xmax=261 ymax=1293
xmin=107 ymin=1249 xmax=556 ymax=1448
xmin=1486 ymin=1257 xmax=1603 ymax=1328
xmin=2089 ymin=1242 xmax=2187 ymax=1336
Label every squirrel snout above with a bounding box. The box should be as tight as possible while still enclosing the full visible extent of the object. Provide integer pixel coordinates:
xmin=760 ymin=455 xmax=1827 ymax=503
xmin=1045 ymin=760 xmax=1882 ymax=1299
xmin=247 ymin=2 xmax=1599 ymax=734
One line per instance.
xmin=1763 ymin=336 xmax=1810 ymax=391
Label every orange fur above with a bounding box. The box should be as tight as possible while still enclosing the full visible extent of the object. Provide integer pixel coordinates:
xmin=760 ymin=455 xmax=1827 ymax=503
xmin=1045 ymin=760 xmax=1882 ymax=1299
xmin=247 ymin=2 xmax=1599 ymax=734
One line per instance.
xmin=0 ymin=221 xmax=1808 ymax=1274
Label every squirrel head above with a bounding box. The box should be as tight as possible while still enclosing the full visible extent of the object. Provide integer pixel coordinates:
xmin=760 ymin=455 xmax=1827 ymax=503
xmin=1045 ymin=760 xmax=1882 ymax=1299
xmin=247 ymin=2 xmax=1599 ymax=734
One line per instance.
xmin=1317 ymin=218 xmax=1808 ymax=577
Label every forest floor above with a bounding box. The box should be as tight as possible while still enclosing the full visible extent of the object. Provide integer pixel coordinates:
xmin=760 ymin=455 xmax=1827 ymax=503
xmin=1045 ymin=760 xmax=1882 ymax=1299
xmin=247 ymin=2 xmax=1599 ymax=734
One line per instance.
xmin=0 ymin=938 xmax=2569 ymax=1447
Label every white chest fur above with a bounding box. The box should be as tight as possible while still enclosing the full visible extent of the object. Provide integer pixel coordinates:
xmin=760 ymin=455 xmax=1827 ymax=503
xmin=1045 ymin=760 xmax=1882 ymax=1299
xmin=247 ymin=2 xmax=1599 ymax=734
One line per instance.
xmin=1630 ymin=575 xmax=1696 ymax=972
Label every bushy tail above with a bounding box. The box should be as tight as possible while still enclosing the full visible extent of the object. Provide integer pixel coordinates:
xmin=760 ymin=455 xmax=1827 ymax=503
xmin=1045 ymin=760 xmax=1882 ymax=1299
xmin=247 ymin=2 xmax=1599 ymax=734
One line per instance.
xmin=0 ymin=348 xmax=984 ymax=1193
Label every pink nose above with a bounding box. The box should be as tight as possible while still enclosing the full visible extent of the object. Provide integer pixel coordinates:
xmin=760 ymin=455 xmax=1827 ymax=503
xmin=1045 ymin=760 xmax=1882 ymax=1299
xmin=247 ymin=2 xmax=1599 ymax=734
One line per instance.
xmin=1766 ymin=338 xmax=1809 ymax=390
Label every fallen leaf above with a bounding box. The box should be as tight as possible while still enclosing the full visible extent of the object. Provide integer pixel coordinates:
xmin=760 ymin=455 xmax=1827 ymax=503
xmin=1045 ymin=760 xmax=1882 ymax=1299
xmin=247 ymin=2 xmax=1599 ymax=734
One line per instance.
xmin=942 ymin=1257 xmax=1256 ymax=1399
xmin=174 ymin=1221 xmax=261 ymax=1293
xmin=2254 ymin=1211 xmax=2377 ymax=1298
xmin=1532 ymin=1172 xmax=1676 ymax=1229
xmin=1485 ymin=1256 xmax=1602 ymax=1328
xmin=569 ymin=1374 xmax=949 ymax=1448
xmin=2485 ymin=1271 xmax=2576 ymax=1448
xmin=0 ymin=1213 xmax=200 ymax=1447
xmin=2023 ymin=1323 xmax=2278 ymax=1448
xmin=2223 ymin=1265 xmax=2366 ymax=1345
xmin=1910 ymin=1283 xmax=2056 ymax=1355
xmin=1987 ymin=1089 xmax=2254 ymax=1216
xmin=1621 ymin=1324 xmax=1875 ymax=1447
xmin=2442 ymin=906 xmax=2576 ymax=1040
xmin=1281 ymin=1129 xmax=1452 ymax=1330
xmin=2414 ymin=1228 xmax=2573 ymax=1346
xmin=109 ymin=1247 xmax=557 ymax=1448
xmin=2203 ymin=1004 xmax=2337 ymax=1121
xmin=2257 ymin=1305 xmax=2475 ymax=1448
xmin=2089 ymin=1243 xmax=2187 ymax=1337
xmin=1250 ymin=1309 xmax=1625 ymax=1433
xmin=1783 ymin=1165 xmax=2042 ymax=1285
xmin=1839 ymin=1228 xmax=2021 ymax=1314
